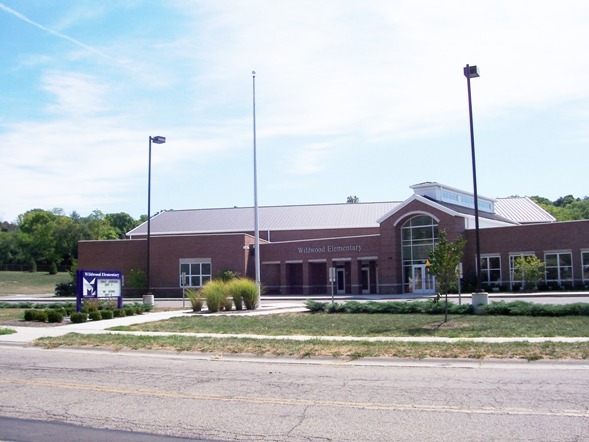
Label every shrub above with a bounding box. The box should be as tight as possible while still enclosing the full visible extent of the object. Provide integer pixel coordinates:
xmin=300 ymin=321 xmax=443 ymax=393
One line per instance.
xmin=326 ymin=302 xmax=346 ymax=313
xmin=23 ymin=309 xmax=36 ymax=321
xmin=112 ymin=309 xmax=126 ymax=318
xmin=186 ymin=288 xmax=204 ymax=312
xmin=33 ymin=310 xmax=48 ymax=322
xmin=89 ymin=311 xmax=102 ymax=321
xmin=70 ymin=312 xmax=88 ymax=323
xmin=100 ymin=309 xmax=114 ymax=320
xmin=48 ymin=262 xmax=58 ymax=275
xmin=46 ymin=309 xmax=64 ymax=323
xmin=55 ymin=282 xmax=75 ymax=296
xmin=201 ymin=280 xmax=227 ymax=313
xmin=127 ymin=269 xmax=147 ymax=295
xmin=82 ymin=298 xmax=100 ymax=313
xmin=305 ymin=299 xmax=326 ymax=313
xmin=124 ymin=306 xmax=136 ymax=316
xmin=141 ymin=302 xmax=153 ymax=312
xmin=217 ymin=269 xmax=240 ymax=282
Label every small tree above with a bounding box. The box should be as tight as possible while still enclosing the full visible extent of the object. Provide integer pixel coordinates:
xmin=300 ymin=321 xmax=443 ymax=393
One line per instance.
xmin=127 ymin=269 xmax=147 ymax=295
xmin=513 ymin=255 xmax=544 ymax=291
xmin=428 ymin=231 xmax=466 ymax=322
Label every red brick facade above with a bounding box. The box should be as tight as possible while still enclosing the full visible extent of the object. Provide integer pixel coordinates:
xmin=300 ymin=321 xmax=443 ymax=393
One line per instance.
xmin=78 ymin=199 xmax=589 ymax=296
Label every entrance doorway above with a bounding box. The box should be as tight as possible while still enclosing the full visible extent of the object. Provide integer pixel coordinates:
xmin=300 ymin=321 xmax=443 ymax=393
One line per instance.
xmin=411 ymin=264 xmax=435 ymax=294
xmin=336 ymin=268 xmax=346 ymax=294
xmin=361 ymin=266 xmax=370 ymax=294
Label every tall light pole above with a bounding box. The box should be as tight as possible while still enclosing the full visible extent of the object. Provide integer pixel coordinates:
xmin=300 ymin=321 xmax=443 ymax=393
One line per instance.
xmin=464 ymin=64 xmax=482 ymax=292
xmin=252 ymin=71 xmax=261 ymax=302
xmin=147 ymin=135 xmax=166 ymax=295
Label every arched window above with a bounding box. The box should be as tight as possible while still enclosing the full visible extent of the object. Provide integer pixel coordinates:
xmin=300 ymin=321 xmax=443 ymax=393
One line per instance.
xmin=401 ymin=215 xmax=438 ymax=293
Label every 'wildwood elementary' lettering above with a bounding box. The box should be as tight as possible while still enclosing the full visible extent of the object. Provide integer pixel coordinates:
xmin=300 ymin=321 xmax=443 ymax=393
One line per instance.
xmin=297 ymin=245 xmax=362 ymax=254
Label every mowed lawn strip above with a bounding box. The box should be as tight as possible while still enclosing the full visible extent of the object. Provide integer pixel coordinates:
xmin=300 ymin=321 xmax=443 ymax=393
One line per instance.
xmin=107 ymin=312 xmax=589 ymax=338
xmin=34 ymin=333 xmax=589 ymax=361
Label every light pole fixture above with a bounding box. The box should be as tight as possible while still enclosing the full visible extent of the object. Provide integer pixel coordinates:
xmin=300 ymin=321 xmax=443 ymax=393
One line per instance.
xmin=464 ymin=64 xmax=482 ymax=292
xmin=147 ymin=135 xmax=166 ymax=295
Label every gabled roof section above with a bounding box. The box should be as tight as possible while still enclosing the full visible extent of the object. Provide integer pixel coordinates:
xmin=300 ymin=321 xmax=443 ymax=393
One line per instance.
xmin=494 ymin=197 xmax=556 ymax=224
xmin=127 ymin=202 xmax=401 ymax=237
xmin=376 ymin=194 xmax=462 ymax=224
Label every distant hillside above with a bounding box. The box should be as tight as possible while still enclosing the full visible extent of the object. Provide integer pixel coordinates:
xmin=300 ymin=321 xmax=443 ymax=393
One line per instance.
xmin=531 ymin=195 xmax=589 ymax=221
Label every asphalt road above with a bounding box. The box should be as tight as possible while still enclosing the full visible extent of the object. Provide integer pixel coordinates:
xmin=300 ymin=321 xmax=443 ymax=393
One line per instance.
xmin=1 ymin=346 xmax=588 ymax=441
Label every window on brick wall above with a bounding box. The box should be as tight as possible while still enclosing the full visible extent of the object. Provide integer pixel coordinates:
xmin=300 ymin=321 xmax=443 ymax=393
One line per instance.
xmin=481 ymin=255 xmax=501 ymax=287
xmin=544 ymin=252 xmax=573 ymax=287
xmin=509 ymin=253 xmax=534 ymax=290
xmin=179 ymin=259 xmax=212 ymax=287
xmin=582 ymin=251 xmax=589 ymax=285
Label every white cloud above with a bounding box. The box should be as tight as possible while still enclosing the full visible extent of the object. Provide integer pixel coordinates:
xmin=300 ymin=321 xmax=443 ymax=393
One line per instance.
xmin=1 ymin=0 xmax=589 ymax=221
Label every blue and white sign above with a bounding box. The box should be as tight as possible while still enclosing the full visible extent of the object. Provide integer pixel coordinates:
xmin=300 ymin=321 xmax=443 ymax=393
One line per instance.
xmin=77 ymin=270 xmax=123 ymax=311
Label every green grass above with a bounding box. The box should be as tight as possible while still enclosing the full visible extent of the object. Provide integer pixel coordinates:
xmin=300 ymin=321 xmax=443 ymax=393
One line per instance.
xmin=0 ymin=308 xmax=26 ymax=322
xmin=0 ymin=271 xmax=71 ymax=295
xmin=34 ymin=333 xmax=589 ymax=361
xmin=109 ymin=312 xmax=589 ymax=338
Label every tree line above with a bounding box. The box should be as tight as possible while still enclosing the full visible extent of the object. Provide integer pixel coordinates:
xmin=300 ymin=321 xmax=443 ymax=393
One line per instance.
xmin=1 ymin=194 xmax=587 ymax=273
xmin=531 ymin=195 xmax=589 ymax=221
xmin=0 ymin=209 xmax=145 ymax=272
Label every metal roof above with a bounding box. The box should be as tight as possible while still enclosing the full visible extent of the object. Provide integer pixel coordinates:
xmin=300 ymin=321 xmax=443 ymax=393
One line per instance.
xmin=128 ymin=202 xmax=401 ymax=237
xmin=127 ymin=192 xmax=556 ymax=237
xmin=494 ymin=197 xmax=556 ymax=224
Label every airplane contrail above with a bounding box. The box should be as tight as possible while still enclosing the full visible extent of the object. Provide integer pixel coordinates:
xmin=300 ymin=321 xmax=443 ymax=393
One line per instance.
xmin=0 ymin=3 xmax=111 ymax=60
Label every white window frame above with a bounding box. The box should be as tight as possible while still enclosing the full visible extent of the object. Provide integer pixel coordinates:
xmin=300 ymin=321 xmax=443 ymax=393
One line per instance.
xmin=544 ymin=251 xmax=573 ymax=287
xmin=582 ymin=250 xmax=589 ymax=285
xmin=480 ymin=254 xmax=501 ymax=287
xmin=179 ymin=258 xmax=212 ymax=288
xmin=509 ymin=252 xmax=535 ymax=290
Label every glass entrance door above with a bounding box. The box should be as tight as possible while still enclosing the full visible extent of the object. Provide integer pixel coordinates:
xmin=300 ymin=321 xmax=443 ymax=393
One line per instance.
xmin=411 ymin=264 xmax=435 ymax=294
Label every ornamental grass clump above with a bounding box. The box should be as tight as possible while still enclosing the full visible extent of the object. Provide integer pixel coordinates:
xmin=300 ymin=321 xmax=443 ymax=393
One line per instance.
xmin=201 ymin=280 xmax=227 ymax=313
xmin=227 ymin=278 xmax=258 ymax=310
xmin=186 ymin=288 xmax=204 ymax=312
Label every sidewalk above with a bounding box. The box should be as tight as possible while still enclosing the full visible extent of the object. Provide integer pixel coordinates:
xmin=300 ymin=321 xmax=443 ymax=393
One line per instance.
xmin=2 ymin=303 xmax=589 ymax=346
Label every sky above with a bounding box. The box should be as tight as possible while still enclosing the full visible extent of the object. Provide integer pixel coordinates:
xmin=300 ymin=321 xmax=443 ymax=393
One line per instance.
xmin=1 ymin=1 xmax=588 ymax=223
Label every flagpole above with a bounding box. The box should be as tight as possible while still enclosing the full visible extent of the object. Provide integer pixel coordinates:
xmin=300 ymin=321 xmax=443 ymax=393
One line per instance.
xmin=252 ymin=71 xmax=261 ymax=304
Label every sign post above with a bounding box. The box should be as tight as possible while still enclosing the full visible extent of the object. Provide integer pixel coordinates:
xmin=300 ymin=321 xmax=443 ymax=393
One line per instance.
xmin=329 ymin=267 xmax=336 ymax=304
xmin=181 ymin=272 xmax=187 ymax=308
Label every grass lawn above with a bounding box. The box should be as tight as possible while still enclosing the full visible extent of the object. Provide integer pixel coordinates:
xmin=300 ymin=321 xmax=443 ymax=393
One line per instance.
xmin=35 ymin=333 xmax=589 ymax=361
xmin=0 ymin=271 xmax=71 ymax=295
xmin=109 ymin=312 xmax=589 ymax=338
xmin=0 ymin=309 xmax=25 ymax=322
xmin=28 ymin=311 xmax=589 ymax=361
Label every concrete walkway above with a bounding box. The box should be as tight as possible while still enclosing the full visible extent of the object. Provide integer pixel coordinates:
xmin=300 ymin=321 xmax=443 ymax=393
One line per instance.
xmin=2 ymin=302 xmax=589 ymax=346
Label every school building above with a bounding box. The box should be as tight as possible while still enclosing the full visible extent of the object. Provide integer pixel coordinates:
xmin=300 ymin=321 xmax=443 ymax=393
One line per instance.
xmin=78 ymin=182 xmax=589 ymax=296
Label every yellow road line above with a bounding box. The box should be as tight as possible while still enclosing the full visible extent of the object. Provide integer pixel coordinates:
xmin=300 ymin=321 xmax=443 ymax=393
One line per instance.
xmin=1 ymin=377 xmax=587 ymax=418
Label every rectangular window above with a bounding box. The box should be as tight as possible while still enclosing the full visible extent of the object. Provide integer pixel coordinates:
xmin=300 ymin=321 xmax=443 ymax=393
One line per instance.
xmin=583 ymin=251 xmax=589 ymax=283
xmin=179 ymin=259 xmax=212 ymax=288
xmin=544 ymin=252 xmax=573 ymax=286
xmin=509 ymin=253 xmax=534 ymax=290
xmin=481 ymin=255 xmax=501 ymax=287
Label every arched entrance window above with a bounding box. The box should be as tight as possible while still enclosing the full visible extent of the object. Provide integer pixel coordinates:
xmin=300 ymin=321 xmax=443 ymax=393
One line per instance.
xmin=401 ymin=215 xmax=438 ymax=294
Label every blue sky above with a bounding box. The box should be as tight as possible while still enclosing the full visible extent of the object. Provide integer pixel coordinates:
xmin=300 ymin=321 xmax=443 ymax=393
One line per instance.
xmin=1 ymin=1 xmax=588 ymax=223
